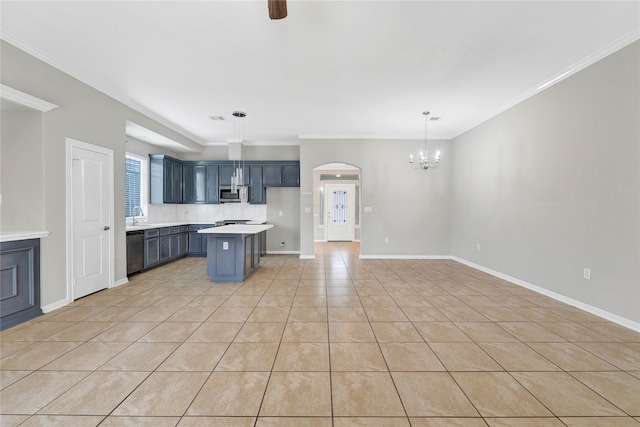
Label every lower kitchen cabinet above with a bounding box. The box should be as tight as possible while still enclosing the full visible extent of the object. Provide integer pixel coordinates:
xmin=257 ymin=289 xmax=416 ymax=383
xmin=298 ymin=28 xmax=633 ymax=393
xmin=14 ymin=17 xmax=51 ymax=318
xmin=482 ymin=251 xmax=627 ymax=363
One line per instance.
xmin=187 ymin=224 xmax=214 ymax=256
xmin=0 ymin=239 xmax=43 ymax=330
xmin=142 ymin=225 xmax=189 ymax=271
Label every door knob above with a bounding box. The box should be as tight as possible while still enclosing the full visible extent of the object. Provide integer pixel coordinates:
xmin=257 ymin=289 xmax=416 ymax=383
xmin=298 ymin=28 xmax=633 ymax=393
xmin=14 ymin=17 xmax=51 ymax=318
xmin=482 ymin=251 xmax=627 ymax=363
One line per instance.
xmin=104 ymin=226 xmax=110 ymax=231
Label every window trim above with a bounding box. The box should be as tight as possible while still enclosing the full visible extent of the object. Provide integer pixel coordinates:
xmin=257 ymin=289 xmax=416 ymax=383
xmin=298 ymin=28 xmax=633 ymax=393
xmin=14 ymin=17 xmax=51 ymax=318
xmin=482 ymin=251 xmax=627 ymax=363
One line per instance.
xmin=125 ymin=152 xmax=149 ymax=221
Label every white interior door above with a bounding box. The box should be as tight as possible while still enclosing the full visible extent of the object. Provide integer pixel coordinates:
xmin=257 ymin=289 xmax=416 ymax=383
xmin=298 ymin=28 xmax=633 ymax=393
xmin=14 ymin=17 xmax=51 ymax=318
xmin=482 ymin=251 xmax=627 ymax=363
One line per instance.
xmin=70 ymin=142 xmax=112 ymax=299
xmin=326 ymin=184 xmax=355 ymax=241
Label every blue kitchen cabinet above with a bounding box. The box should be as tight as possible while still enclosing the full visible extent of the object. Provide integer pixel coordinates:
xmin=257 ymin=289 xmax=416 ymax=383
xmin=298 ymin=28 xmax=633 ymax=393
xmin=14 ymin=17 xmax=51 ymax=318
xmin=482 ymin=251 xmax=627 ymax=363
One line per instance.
xmin=183 ymin=164 xmax=206 ymax=203
xmin=206 ymin=165 xmax=219 ymax=203
xmin=150 ymin=155 xmax=183 ymax=204
xmin=249 ymin=165 xmax=265 ymax=204
xmin=0 ymin=239 xmax=42 ymax=330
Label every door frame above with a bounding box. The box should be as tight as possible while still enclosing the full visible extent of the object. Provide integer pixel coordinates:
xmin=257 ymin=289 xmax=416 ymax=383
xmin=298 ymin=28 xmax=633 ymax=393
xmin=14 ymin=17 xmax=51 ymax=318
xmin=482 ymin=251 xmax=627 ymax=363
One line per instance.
xmin=65 ymin=138 xmax=115 ymax=302
xmin=325 ymin=183 xmax=355 ymax=242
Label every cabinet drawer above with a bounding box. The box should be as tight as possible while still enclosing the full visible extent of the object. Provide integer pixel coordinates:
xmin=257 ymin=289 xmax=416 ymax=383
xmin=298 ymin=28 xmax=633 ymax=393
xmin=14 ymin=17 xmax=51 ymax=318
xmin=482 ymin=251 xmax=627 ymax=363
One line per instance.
xmin=171 ymin=226 xmax=181 ymax=234
xmin=144 ymin=228 xmax=159 ymax=238
xmin=159 ymin=227 xmax=171 ymax=236
xmin=180 ymin=225 xmax=189 ymax=233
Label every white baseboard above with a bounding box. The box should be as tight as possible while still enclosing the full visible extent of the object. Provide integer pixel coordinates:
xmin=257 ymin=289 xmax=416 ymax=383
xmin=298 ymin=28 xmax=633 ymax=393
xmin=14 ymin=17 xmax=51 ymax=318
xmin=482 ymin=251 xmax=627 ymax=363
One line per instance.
xmin=299 ymin=254 xmax=316 ymax=259
xmin=314 ymin=240 xmax=327 ymax=243
xmin=267 ymin=250 xmax=301 ymax=255
xmin=359 ymin=254 xmax=451 ymax=260
xmin=452 ymin=256 xmax=640 ymax=333
xmin=41 ymin=298 xmax=69 ymax=314
xmin=113 ymin=278 xmax=129 ymax=287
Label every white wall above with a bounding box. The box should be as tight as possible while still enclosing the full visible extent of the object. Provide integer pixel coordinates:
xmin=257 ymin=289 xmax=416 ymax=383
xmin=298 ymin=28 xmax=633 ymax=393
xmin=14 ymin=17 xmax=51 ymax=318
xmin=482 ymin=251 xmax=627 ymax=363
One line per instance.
xmin=451 ymin=41 xmax=640 ymax=323
xmin=300 ymin=138 xmax=452 ymax=258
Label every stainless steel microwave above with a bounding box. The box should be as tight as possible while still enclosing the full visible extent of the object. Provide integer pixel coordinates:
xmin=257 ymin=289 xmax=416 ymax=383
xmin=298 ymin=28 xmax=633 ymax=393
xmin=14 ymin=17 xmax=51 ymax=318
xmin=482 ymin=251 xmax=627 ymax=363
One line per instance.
xmin=219 ymin=187 xmax=240 ymax=203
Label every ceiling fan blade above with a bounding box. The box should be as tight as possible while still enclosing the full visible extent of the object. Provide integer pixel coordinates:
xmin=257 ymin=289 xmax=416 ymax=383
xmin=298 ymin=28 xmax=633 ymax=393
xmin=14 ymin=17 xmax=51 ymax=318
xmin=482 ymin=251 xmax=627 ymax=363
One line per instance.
xmin=268 ymin=0 xmax=287 ymax=20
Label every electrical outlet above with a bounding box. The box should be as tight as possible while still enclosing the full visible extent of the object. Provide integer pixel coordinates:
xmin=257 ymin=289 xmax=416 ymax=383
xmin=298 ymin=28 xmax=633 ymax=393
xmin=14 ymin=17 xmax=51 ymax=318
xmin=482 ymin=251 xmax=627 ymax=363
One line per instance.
xmin=584 ymin=268 xmax=591 ymax=280
xmin=476 ymin=243 xmax=481 ymax=251
xmin=279 ymin=211 xmax=283 ymax=217
xmin=384 ymin=237 xmax=389 ymax=243
xmin=223 ymin=241 xmax=229 ymax=250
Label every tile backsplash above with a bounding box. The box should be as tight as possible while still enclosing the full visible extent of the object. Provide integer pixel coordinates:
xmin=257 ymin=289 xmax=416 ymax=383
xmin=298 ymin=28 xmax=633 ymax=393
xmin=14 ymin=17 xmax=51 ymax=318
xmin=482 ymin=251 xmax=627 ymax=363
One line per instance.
xmin=147 ymin=203 xmax=267 ymax=224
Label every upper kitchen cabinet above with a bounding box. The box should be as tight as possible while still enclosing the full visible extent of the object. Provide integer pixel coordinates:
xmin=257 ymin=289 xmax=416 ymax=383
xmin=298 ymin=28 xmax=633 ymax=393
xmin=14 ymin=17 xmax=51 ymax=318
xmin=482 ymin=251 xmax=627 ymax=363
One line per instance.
xmin=219 ymin=164 xmax=249 ymax=187
xmin=283 ymin=164 xmax=300 ymax=186
xmin=218 ymin=164 xmax=234 ymax=188
xmin=249 ymin=165 xmax=265 ymax=204
xmin=150 ymin=158 xmax=300 ymax=204
xmin=183 ymin=164 xmax=206 ymax=203
xmin=206 ymin=165 xmax=219 ymax=203
xmin=263 ymin=162 xmax=300 ymax=187
xmin=150 ymin=154 xmax=183 ymax=204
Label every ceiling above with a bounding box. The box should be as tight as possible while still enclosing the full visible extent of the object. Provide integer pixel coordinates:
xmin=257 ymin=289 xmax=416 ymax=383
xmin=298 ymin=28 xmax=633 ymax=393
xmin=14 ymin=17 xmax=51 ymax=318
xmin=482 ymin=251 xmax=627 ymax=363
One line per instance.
xmin=2 ymin=1 xmax=638 ymax=151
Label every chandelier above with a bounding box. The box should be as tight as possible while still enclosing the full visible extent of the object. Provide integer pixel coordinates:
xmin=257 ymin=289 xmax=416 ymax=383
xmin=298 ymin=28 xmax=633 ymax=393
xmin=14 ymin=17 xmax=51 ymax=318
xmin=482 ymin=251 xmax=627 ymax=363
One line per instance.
xmin=409 ymin=111 xmax=441 ymax=170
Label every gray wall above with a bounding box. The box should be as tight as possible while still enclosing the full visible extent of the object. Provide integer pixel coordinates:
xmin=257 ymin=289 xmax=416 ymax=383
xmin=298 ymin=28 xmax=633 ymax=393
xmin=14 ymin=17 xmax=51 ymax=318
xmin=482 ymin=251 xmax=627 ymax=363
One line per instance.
xmin=0 ymin=109 xmax=44 ymax=231
xmin=1 ymin=40 xmax=201 ymax=307
xmin=266 ymin=187 xmax=301 ymax=252
xmin=451 ymin=41 xmax=640 ymax=323
xmin=300 ymin=138 xmax=452 ymax=258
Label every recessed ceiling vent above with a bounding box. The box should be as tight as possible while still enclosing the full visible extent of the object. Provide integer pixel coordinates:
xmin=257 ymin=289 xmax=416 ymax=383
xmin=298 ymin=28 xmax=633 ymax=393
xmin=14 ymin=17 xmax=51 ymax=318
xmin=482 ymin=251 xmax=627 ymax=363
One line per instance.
xmin=429 ymin=116 xmax=442 ymax=121
xmin=209 ymin=116 xmax=225 ymax=121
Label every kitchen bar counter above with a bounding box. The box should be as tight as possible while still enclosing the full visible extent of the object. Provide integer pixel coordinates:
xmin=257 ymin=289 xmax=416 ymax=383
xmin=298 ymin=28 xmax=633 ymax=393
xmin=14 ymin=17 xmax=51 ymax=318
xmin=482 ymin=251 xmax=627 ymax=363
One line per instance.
xmin=197 ymin=224 xmax=273 ymax=235
xmin=198 ymin=224 xmax=273 ymax=282
xmin=125 ymin=220 xmax=266 ymax=232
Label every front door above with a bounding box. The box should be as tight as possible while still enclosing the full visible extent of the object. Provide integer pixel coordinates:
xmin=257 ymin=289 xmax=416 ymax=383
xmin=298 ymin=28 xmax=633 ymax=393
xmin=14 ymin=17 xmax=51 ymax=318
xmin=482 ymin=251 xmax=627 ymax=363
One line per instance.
xmin=326 ymin=184 xmax=355 ymax=241
xmin=70 ymin=141 xmax=113 ymax=299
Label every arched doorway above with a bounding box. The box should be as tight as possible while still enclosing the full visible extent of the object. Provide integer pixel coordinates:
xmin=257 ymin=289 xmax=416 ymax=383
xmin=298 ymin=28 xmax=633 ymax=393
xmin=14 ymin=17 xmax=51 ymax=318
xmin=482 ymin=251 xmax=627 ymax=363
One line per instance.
xmin=312 ymin=163 xmax=362 ymax=255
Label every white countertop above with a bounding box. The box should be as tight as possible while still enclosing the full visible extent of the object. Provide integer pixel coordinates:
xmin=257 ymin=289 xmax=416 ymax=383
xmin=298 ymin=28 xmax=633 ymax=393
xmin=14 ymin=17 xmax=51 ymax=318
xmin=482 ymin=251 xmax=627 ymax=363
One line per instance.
xmin=198 ymin=224 xmax=273 ymax=235
xmin=126 ymin=220 xmax=266 ymax=232
xmin=0 ymin=231 xmax=50 ymax=243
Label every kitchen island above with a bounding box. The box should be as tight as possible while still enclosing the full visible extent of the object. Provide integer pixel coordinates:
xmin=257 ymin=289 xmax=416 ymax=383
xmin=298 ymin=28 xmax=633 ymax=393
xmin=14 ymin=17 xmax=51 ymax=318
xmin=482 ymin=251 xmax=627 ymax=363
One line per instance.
xmin=198 ymin=224 xmax=273 ymax=282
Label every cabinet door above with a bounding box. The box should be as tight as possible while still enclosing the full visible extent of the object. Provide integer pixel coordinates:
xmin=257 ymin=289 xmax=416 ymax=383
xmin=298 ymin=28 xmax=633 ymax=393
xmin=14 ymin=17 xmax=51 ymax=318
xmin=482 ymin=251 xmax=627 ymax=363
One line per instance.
xmin=184 ymin=165 xmax=206 ymax=203
xmin=249 ymin=165 xmax=265 ymax=204
xmin=188 ymin=232 xmax=201 ymax=254
xmin=252 ymin=233 xmax=260 ymax=267
xmin=218 ymin=164 xmax=234 ymax=187
xmin=206 ymin=165 xmax=219 ymax=203
xmin=145 ymin=237 xmax=160 ymax=267
xmin=171 ymin=162 xmax=183 ymax=203
xmin=244 ymin=235 xmax=253 ymax=275
xmin=183 ymin=164 xmax=195 ymax=202
xmin=171 ymin=235 xmax=180 ymax=257
xmin=163 ymin=161 xmax=174 ymax=202
xmin=263 ymin=165 xmax=282 ymax=186
xmin=159 ymin=235 xmax=172 ymax=261
xmin=283 ymin=165 xmax=300 ymax=186
xmin=179 ymin=233 xmax=188 ymax=255
xmin=163 ymin=160 xmax=183 ymax=203
xmin=202 ymin=234 xmax=208 ymax=254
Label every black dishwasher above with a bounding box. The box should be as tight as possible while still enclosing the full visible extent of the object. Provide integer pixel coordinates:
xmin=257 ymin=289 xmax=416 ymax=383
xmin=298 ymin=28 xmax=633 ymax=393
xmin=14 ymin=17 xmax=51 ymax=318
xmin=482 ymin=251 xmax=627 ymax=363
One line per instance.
xmin=126 ymin=230 xmax=145 ymax=275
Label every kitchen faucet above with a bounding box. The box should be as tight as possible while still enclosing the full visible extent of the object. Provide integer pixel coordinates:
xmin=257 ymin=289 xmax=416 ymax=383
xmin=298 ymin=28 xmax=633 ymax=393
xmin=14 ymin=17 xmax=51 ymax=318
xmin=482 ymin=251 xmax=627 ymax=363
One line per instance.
xmin=131 ymin=206 xmax=144 ymax=225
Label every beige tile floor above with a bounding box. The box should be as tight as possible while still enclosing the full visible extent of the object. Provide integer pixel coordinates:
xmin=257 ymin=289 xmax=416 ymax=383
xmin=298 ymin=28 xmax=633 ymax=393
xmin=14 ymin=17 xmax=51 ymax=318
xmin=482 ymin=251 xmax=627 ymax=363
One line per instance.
xmin=1 ymin=242 xmax=640 ymax=426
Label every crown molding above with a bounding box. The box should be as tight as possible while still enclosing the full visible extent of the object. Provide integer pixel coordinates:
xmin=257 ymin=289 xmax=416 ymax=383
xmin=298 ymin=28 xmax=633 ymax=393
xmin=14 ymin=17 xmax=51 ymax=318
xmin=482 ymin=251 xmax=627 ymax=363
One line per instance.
xmin=1 ymin=84 xmax=58 ymax=112
xmin=453 ymin=28 xmax=640 ymax=140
